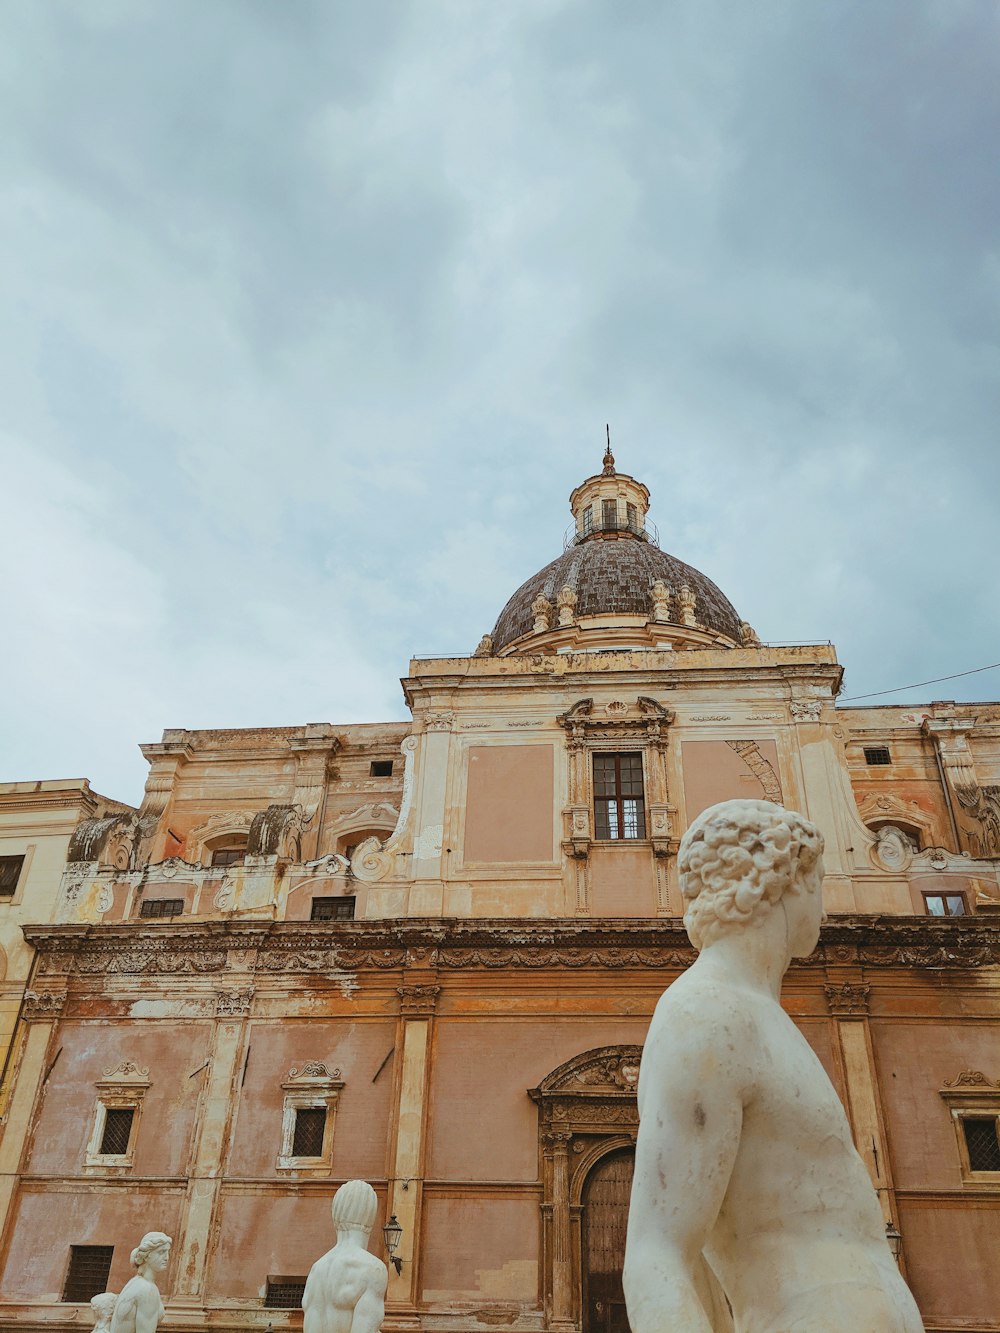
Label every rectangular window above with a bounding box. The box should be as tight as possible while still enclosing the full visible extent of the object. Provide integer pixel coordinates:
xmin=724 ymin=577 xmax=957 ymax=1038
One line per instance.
xmin=370 ymin=760 xmax=394 ymax=777
xmin=211 ymin=845 xmax=246 ymax=867
xmin=593 ymin=752 xmax=646 ymax=840
xmin=63 ymin=1246 xmax=114 ymax=1303
xmin=264 ymin=1278 xmax=308 ymax=1310
xmin=99 ymin=1107 xmax=135 ymax=1156
xmin=291 ymin=1106 xmax=327 ymax=1158
xmin=0 ymin=854 xmax=25 ymax=896
xmin=924 ymin=893 xmax=966 ymax=917
xmin=602 ymin=498 xmax=618 ymax=530
xmin=582 ymin=507 xmax=593 ymax=535
xmin=139 ymin=898 xmax=184 ymax=919
xmin=863 ymin=746 xmax=892 ymax=766
xmin=311 ymin=896 xmax=356 ymax=921
xmin=962 ymin=1117 xmax=1000 ymax=1172
xmin=626 ymin=502 xmax=638 ymax=532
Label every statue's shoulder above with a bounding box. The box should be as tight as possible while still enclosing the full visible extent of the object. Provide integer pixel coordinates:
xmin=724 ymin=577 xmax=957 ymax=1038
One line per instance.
xmin=647 ymin=970 xmax=760 ymax=1053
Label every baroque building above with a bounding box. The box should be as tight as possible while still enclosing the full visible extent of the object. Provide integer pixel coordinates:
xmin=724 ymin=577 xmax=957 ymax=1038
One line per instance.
xmin=0 ymin=450 xmax=999 ymax=1333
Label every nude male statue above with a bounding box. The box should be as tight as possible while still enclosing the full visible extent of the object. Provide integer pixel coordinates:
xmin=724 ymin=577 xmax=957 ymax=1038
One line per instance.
xmin=303 ymin=1179 xmax=389 ymax=1333
xmin=623 ymin=799 xmax=923 ymax=1333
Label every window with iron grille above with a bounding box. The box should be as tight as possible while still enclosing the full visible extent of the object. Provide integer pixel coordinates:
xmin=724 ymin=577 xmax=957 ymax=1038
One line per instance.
xmin=962 ymin=1117 xmax=1000 ymax=1172
xmin=265 ymin=1278 xmax=307 ymax=1309
xmin=0 ymin=854 xmax=25 ymax=896
xmin=99 ymin=1107 xmax=135 ymax=1156
xmin=583 ymin=507 xmax=593 ymax=535
xmin=311 ymin=896 xmax=356 ymax=921
xmin=370 ymin=760 xmax=394 ymax=777
xmin=924 ymin=893 xmax=966 ymax=917
xmin=602 ymin=498 xmax=618 ymax=529
xmin=593 ymin=752 xmax=646 ymax=840
xmin=211 ymin=844 xmax=246 ymax=867
xmin=139 ymin=898 xmax=184 ymax=919
xmin=626 ymin=502 xmax=638 ymax=532
xmin=63 ymin=1246 xmax=114 ymax=1303
xmin=291 ymin=1106 xmax=327 ymax=1157
xmin=863 ymin=746 xmax=892 ymax=766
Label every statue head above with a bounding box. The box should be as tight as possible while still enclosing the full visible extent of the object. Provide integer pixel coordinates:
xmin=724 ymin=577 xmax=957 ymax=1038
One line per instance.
xmin=89 ymin=1292 xmax=117 ymax=1330
xmin=129 ymin=1232 xmax=172 ymax=1273
xmin=679 ymin=799 xmax=824 ymax=953
xmin=332 ymin=1179 xmax=379 ymax=1237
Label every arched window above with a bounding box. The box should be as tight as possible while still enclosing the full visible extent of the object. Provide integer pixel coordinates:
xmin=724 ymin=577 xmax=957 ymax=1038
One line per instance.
xmin=207 ymin=836 xmax=248 ymax=868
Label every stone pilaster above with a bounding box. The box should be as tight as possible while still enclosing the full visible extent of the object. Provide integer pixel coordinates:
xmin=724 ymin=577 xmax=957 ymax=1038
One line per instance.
xmin=385 ymin=983 xmax=439 ymax=1321
xmin=170 ymin=1010 xmax=249 ymax=1303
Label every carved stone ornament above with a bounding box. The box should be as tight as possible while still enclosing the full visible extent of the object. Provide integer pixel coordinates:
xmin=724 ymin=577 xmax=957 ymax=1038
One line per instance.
xmin=398 ymin=983 xmax=442 ymax=1016
xmin=789 ymin=700 xmax=823 ymax=723
xmin=557 ymin=695 xmax=674 ymax=747
xmin=22 ymin=990 xmax=67 ymax=1020
xmin=286 ymin=1062 xmax=342 ymax=1084
xmin=215 ymin=987 xmax=254 ymax=1017
xmin=824 ymin=982 xmax=871 ymax=1017
xmin=677 ymin=583 xmax=697 ymax=627
xmin=423 ymin=713 xmax=454 ymax=733
xmin=740 ymin=622 xmax=762 ymax=647
xmin=350 ymin=735 xmax=418 ymax=883
xmin=557 ymin=584 xmax=577 ymax=627
xmin=942 ymin=1070 xmax=1000 ymax=1091
xmin=870 ymin=825 xmax=914 ymax=873
xmin=725 ymin=740 xmax=782 ymax=802
xmin=97 ymin=1061 xmax=152 ymax=1091
xmin=473 ymin=633 xmax=494 ymax=657
xmin=531 ymin=591 xmax=553 ymax=633
xmin=649 ymin=579 xmax=671 ymax=623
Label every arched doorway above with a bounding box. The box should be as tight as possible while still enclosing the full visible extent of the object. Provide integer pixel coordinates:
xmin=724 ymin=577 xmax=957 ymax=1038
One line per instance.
xmin=582 ymin=1148 xmax=634 ymax=1333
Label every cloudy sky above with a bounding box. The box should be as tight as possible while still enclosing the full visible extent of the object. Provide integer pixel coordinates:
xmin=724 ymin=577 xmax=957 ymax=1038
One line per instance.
xmin=2 ymin=1 xmax=998 ymax=802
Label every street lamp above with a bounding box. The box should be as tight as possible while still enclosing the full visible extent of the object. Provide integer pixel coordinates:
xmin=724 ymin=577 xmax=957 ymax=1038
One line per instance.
xmin=885 ymin=1219 xmax=903 ymax=1262
xmin=383 ymin=1213 xmax=403 ymax=1275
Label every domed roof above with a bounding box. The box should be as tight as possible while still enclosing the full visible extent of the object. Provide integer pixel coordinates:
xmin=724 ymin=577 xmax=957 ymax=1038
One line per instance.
xmin=491 ymin=538 xmax=743 ymax=651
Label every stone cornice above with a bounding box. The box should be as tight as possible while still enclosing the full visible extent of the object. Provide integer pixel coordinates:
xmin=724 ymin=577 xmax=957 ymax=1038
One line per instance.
xmin=22 ymin=916 xmax=1000 ymax=977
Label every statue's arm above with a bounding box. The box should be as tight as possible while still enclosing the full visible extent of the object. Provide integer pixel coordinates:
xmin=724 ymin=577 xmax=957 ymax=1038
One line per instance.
xmin=302 ymin=1266 xmax=319 ymax=1333
xmin=623 ymin=1010 xmax=746 ymax=1333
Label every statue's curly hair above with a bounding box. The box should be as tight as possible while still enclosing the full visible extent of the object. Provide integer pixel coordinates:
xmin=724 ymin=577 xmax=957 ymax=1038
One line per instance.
xmin=679 ymin=800 xmax=823 ymax=949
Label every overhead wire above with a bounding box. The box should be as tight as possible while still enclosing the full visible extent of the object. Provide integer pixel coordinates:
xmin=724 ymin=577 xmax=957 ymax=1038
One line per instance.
xmin=839 ymin=660 xmax=1000 ymax=703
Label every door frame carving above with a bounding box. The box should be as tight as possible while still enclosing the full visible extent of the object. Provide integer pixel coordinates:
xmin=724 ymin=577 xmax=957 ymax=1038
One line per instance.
xmin=529 ymin=1046 xmax=642 ymax=1332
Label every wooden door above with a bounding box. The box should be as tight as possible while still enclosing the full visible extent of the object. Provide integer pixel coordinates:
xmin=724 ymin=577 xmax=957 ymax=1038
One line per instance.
xmin=582 ymin=1149 xmax=634 ymax=1333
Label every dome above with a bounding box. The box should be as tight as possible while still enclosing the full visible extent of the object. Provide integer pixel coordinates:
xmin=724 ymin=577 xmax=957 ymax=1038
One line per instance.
xmin=491 ymin=539 xmax=744 ymax=651
xmin=482 ymin=442 xmax=753 ymax=656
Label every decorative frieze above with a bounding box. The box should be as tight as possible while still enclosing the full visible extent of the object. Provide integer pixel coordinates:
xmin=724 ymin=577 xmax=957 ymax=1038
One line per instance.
xmin=215 ymin=987 xmax=254 ymax=1017
xmin=397 ymin=984 xmax=441 ymax=1017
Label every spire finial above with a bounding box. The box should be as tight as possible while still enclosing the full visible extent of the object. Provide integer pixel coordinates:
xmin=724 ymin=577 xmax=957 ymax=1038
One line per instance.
xmin=602 ymin=424 xmax=615 ymax=475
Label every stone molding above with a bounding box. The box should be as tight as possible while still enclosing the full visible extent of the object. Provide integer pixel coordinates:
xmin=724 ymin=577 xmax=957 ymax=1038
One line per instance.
xmin=23 ymin=917 xmax=1000 ymax=980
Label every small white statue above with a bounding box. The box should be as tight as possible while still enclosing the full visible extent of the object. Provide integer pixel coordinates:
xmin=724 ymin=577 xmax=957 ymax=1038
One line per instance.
xmin=109 ymin=1232 xmax=171 ymax=1333
xmin=677 ymin=583 xmax=697 ymax=626
xmin=624 ymin=800 xmax=922 ymax=1332
xmin=556 ymin=584 xmax=577 ymax=627
xmin=303 ymin=1179 xmax=389 ymax=1333
xmin=90 ymin=1292 xmax=117 ymax=1333
xmin=473 ymin=633 xmax=493 ymax=657
xmin=740 ymin=620 xmax=762 ymax=647
xmin=649 ymin=579 xmax=671 ymax=623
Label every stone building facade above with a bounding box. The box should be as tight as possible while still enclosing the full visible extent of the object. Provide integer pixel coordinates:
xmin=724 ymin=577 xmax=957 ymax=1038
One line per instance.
xmin=0 ymin=452 xmax=998 ymax=1332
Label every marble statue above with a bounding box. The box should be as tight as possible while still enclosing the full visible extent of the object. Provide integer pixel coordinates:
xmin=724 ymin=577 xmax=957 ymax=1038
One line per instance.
xmin=303 ymin=1179 xmax=389 ymax=1333
xmin=623 ymin=800 xmax=922 ymax=1332
xmin=90 ymin=1292 xmax=117 ymax=1333
xmin=109 ymin=1232 xmax=171 ymax=1333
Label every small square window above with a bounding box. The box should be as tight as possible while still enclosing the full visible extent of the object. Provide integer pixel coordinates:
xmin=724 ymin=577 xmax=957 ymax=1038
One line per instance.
xmin=264 ymin=1277 xmax=307 ymax=1309
xmin=0 ymin=855 xmax=25 ymax=897
xmin=370 ymin=760 xmax=394 ymax=777
xmin=139 ymin=898 xmax=184 ymax=919
xmin=99 ymin=1107 xmax=135 ymax=1156
xmin=863 ymin=746 xmax=892 ymax=766
xmin=291 ymin=1106 xmax=327 ymax=1158
xmin=924 ymin=893 xmax=966 ymax=917
xmin=962 ymin=1117 xmax=1000 ymax=1173
xmin=311 ymin=896 xmax=355 ymax=921
xmin=63 ymin=1245 xmax=114 ymax=1303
